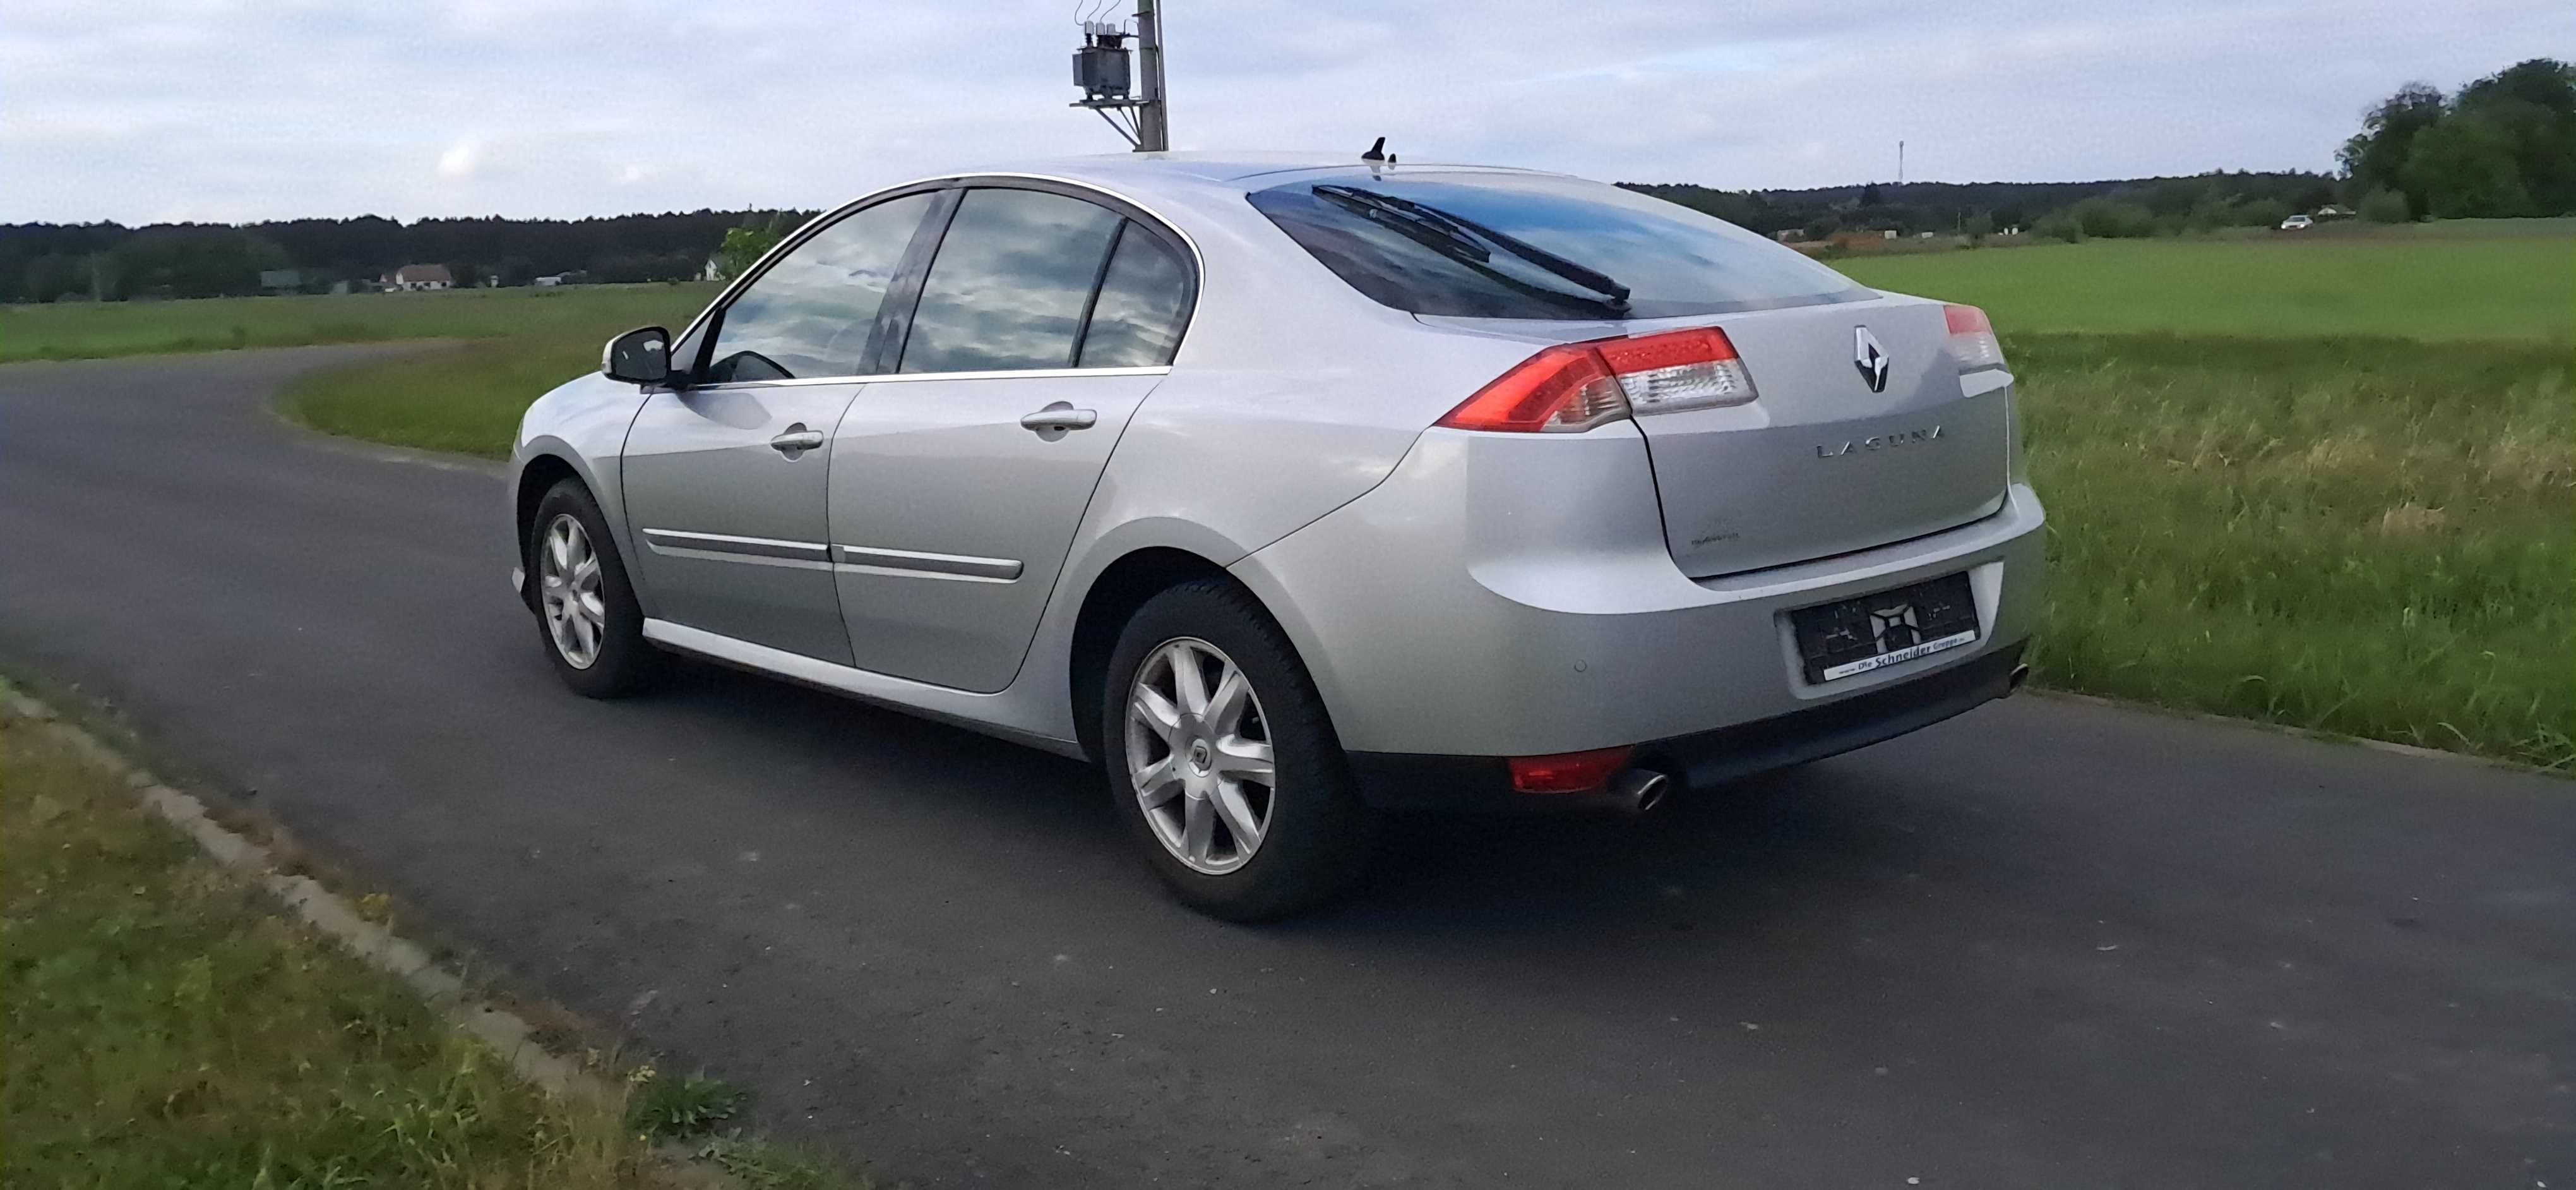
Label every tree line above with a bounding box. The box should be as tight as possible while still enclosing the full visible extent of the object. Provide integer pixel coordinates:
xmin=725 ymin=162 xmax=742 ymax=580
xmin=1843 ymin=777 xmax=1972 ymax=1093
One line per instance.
xmin=2340 ymin=58 xmax=2575 ymax=220
xmin=1634 ymin=57 xmax=2572 ymax=246
xmin=0 ymin=208 xmax=812 ymax=304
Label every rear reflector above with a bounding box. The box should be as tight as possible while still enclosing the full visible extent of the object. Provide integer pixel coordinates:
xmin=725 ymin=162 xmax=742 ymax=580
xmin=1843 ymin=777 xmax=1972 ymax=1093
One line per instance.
xmin=1438 ymin=327 xmax=1758 ymax=433
xmin=1508 ymin=745 xmax=1636 ymax=793
xmin=1944 ymin=304 xmax=2006 ymax=372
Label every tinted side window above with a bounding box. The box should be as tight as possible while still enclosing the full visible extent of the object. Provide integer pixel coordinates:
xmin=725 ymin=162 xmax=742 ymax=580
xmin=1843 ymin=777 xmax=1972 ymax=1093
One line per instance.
xmin=900 ymin=188 xmax=1122 ymax=374
xmin=1076 ymin=225 xmax=1190 ymax=368
xmin=704 ymin=192 xmax=932 ymax=383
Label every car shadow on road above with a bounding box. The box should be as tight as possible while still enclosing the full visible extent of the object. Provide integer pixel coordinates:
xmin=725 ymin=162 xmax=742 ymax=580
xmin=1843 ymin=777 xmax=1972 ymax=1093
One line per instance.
xmin=639 ymin=651 xmax=1971 ymax=953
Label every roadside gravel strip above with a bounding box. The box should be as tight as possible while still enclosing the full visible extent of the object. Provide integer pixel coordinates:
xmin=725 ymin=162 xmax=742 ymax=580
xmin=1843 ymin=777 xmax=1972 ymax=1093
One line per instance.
xmin=1 ymin=684 xmax=608 ymax=1105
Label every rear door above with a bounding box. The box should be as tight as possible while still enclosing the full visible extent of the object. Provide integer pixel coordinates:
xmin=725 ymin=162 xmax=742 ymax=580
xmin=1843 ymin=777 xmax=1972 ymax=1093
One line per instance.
xmin=826 ymin=184 xmax=1194 ymax=692
xmin=621 ymin=189 xmax=938 ymax=664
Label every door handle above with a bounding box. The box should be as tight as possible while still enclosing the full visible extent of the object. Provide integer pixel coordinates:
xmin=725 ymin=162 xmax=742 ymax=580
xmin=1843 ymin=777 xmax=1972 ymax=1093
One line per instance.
xmin=1018 ymin=403 xmax=1098 ymax=433
xmin=769 ymin=427 xmax=825 ymax=456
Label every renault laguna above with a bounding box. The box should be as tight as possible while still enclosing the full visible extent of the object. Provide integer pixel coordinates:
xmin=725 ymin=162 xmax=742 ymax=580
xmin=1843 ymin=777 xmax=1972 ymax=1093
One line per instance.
xmin=508 ymin=152 xmax=2044 ymax=920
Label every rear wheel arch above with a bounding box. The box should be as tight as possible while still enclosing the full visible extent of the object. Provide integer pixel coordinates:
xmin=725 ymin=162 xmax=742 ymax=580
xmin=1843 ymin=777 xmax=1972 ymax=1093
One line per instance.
xmin=1070 ymin=547 xmax=1272 ymax=764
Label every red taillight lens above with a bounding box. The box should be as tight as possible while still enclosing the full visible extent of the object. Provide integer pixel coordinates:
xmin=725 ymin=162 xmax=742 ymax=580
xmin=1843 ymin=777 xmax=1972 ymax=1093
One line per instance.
xmin=1436 ymin=342 xmax=1628 ymax=433
xmin=1438 ymin=327 xmax=1758 ymax=433
xmin=1508 ymin=745 xmax=1636 ymax=793
xmin=1943 ymin=303 xmax=2006 ymax=372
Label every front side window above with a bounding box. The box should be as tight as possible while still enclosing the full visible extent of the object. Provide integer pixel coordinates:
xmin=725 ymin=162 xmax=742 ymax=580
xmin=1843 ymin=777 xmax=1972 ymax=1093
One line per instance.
xmin=703 ymin=191 xmax=933 ymax=383
xmin=900 ymin=188 xmax=1124 ymax=374
xmin=1247 ymin=172 xmax=1870 ymax=321
xmin=1076 ymin=225 xmax=1191 ymax=368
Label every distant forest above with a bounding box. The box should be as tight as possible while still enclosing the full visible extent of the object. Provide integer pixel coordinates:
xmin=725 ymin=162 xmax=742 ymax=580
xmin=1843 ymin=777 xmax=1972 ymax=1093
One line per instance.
xmin=0 ymin=209 xmax=814 ymax=304
xmin=0 ymin=172 xmax=2335 ymax=305
xmin=1619 ymin=171 xmax=2338 ymax=241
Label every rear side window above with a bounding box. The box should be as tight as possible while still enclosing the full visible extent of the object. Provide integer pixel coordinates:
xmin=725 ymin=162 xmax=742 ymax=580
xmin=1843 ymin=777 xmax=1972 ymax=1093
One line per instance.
xmin=901 ymin=188 xmax=1124 ymax=374
xmin=1076 ymin=225 xmax=1191 ymax=368
xmin=705 ymin=191 xmax=933 ymax=382
xmin=1247 ymin=172 xmax=1869 ymax=321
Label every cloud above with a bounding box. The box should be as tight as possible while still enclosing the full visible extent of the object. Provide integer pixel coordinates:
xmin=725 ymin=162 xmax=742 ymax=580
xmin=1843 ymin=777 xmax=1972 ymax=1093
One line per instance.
xmin=436 ymin=139 xmax=484 ymax=180
xmin=1 ymin=0 xmax=2568 ymax=223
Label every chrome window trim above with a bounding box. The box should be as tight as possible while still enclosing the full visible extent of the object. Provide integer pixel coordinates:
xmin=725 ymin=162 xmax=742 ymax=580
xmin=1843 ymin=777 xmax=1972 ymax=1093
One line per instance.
xmin=673 ymin=171 xmax=1207 ymax=367
xmin=681 ymin=364 xmax=1170 ymax=392
xmin=833 ymin=544 xmax=1023 ymax=582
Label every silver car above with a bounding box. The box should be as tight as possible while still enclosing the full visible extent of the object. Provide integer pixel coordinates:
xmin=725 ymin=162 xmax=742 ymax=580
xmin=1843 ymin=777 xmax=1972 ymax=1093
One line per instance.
xmin=510 ymin=153 xmax=2044 ymax=920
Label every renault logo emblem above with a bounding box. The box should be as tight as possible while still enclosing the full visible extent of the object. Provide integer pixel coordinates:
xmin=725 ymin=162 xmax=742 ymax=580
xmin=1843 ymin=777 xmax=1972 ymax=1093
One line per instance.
xmin=1869 ymin=603 xmax=1921 ymax=650
xmin=1852 ymin=327 xmax=1890 ymax=393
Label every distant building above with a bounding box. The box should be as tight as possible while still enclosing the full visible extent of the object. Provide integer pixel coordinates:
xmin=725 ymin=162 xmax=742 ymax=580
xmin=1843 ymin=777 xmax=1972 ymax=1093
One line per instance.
xmin=381 ymin=264 xmax=454 ymax=291
xmin=258 ymin=268 xmax=304 ymax=293
xmin=532 ymin=274 xmax=567 ymax=288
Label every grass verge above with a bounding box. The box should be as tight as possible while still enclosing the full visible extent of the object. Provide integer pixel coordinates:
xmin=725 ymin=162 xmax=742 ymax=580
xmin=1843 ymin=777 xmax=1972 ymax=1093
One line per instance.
xmin=0 ymin=282 xmax=720 ymax=364
xmin=2017 ymin=333 xmax=2570 ymax=769
xmin=1835 ymin=224 xmax=2575 ymax=342
xmin=0 ymin=711 xmax=862 ymax=1187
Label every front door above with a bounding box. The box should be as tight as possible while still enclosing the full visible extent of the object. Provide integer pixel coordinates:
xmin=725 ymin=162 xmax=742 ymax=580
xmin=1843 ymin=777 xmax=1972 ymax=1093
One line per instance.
xmin=623 ymin=384 xmax=865 ymax=663
xmin=619 ymin=189 xmax=940 ymax=664
xmin=830 ymin=185 xmax=1197 ymax=692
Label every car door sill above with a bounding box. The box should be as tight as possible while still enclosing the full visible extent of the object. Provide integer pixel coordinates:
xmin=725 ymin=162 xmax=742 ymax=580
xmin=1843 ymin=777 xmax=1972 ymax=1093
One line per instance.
xmin=639 ymin=618 xmax=1083 ymax=759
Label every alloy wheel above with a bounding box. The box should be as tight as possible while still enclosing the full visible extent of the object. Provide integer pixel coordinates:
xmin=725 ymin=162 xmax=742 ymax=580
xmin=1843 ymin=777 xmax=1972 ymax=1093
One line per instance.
xmin=1124 ymin=637 xmax=1276 ymax=875
xmin=537 ymin=513 xmax=607 ymax=670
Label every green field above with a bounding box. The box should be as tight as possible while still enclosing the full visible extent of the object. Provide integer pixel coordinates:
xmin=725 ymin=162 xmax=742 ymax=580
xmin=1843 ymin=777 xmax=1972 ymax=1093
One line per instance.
xmin=1837 ymin=219 xmax=2576 ymax=342
xmin=9 ymin=221 xmax=2573 ymax=768
xmin=0 ymin=282 xmax=720 ymax=363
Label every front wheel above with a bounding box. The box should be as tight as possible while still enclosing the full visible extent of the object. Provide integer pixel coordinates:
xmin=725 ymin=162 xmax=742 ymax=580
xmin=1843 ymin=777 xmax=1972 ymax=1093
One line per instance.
xmin=1101 ymin=579 xmax=1376 ymax=921
xmin=527 ymin=478 xmax=661 ymax=698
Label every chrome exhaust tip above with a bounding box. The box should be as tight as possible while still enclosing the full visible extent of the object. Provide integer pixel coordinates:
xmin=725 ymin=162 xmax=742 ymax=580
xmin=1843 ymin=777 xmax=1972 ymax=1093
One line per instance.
xmin=2008 ymin=663 xmax=2030 ymax=694
xmin=1610 ymin=768 xmax=1673 ymax=814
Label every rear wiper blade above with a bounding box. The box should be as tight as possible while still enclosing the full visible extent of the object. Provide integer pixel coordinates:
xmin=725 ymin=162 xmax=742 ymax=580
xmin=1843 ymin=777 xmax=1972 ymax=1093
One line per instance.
xmin=1312 ymin=184 xmax=1631 ymax=308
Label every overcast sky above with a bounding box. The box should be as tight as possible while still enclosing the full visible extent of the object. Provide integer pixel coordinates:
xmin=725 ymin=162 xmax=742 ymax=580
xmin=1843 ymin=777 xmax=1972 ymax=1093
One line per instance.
xmin=4 ymin=0 xmax=2567 ymax=225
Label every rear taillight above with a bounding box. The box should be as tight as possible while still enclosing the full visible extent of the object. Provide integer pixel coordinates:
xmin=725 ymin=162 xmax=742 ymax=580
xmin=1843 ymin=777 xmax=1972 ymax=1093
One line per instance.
xmin=1944 ymin=304 xmax=2006 ymax=373
xmin=1438 ymin=327 xmax=1758 ymax=433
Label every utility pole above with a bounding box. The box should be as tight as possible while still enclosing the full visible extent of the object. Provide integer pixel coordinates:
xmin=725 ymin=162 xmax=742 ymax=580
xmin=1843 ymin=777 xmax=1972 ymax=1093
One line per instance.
xmin=1897 ymin=140 xmax=1905 ymax=188
xmin=1135 ymin=0 xmax=1168 ymax=152
xmin=1070 ymin=1 xmax=1169 ymax=153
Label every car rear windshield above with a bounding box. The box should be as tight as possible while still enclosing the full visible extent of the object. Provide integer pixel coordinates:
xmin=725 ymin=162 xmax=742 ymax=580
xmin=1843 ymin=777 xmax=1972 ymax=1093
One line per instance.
xmin=1247 ymin=172 xmax=1871 ymax=321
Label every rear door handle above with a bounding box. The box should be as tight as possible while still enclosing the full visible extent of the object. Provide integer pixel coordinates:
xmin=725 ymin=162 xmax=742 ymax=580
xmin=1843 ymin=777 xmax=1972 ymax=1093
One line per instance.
xmin=1018 ymin=403 xmax=1097 ymax=433
xmin=769 ymin=426 xmax=825 ymax=457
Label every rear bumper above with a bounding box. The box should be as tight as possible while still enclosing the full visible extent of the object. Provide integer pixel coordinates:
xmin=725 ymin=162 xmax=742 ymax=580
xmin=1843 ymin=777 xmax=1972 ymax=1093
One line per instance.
xmin=1346 ymin=641 xmax=2024 ymax=811
xmin=1225 ymin=424 xmax=2046 ymax=779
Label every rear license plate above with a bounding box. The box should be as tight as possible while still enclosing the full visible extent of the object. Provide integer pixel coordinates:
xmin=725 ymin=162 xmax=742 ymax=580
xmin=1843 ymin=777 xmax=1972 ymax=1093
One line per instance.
xmin=1791 ymin=572 xmax=1979 ymax=684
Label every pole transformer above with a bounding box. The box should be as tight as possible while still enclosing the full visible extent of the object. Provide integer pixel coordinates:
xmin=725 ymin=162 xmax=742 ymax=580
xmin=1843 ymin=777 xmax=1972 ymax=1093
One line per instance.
xmin=1070 ymin=2 xmax=1169 ymax=152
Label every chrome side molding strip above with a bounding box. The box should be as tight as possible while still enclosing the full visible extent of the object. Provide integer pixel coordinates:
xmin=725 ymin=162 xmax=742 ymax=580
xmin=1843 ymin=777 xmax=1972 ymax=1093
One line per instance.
xmin=833 ymin=544 xmax=1023 ymax=582
xmin=641 ymin=528 xmax=833 ymax=564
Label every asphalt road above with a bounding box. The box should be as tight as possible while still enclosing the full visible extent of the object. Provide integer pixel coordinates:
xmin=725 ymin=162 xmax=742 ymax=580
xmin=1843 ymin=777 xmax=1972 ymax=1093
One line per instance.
xmin=2 ymin=347 xmax=2568 ymax=1188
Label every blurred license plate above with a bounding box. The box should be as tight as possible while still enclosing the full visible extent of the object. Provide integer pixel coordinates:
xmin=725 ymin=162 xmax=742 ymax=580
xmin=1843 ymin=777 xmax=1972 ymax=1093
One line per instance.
xmin=1791 ymin=572 xmax=1979 ymax=683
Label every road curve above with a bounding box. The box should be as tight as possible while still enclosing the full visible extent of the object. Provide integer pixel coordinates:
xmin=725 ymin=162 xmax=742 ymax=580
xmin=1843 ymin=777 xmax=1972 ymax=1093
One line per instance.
xmin=1 ymin=348 xmax=2568 ymax=1188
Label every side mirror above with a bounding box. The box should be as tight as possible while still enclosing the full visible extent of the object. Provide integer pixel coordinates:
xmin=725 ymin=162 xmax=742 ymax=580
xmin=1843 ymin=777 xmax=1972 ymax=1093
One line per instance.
xmin=602 ymin=325 xmax=672 ymax=385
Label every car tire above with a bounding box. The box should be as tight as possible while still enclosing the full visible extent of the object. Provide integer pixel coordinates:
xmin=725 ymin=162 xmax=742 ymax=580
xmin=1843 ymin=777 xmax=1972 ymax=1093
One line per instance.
xmin=527 ymin=478 xmax=662 ymax=699
xmin=1100 ymin=579 xmax=1376 ymax=922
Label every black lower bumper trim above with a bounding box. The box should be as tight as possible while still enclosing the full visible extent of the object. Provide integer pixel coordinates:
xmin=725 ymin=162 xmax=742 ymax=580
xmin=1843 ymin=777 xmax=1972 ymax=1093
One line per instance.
xmin=1345 ymin=642 xmax=2026 ymax=812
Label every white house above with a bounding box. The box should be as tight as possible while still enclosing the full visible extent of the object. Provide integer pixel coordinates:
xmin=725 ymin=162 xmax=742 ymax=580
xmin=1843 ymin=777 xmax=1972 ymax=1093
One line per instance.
xmin=381 ymin=264 xmax=453 ymax=291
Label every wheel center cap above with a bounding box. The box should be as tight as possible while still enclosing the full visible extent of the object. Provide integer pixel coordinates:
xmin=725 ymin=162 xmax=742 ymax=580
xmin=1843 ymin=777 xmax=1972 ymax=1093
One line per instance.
xmin=1186 ymin=739 xmax=1213 ymax=775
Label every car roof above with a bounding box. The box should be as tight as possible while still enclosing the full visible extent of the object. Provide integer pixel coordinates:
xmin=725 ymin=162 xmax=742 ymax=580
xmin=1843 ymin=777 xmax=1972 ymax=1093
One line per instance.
xmin=948 ymin=151 xmax=1563 ymax=193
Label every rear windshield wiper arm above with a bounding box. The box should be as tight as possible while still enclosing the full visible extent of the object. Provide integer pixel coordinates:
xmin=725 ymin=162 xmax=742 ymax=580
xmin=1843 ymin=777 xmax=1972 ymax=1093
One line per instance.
xmin=1312 ymin=184 xmax=1632 ymax=308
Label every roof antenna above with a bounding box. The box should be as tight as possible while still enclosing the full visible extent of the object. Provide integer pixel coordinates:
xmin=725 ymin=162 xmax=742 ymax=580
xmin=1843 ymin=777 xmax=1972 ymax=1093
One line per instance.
xmin=1360 ymin=136 xmax=1388 ymax=164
